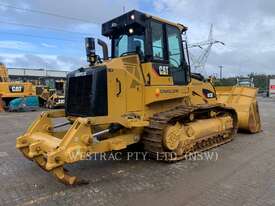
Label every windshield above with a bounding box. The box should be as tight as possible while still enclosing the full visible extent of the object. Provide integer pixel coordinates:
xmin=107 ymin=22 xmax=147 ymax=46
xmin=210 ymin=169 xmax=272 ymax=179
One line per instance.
xmin=113 ymin=33 xmax=145 ymax=59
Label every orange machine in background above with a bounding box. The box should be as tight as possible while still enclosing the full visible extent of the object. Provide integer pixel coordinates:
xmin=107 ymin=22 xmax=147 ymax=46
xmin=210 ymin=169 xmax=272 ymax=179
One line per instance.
xmin=0 ymin=63 xmax=35 ymax=109
xmin=0 ymin=94 xmax=4 ymax=112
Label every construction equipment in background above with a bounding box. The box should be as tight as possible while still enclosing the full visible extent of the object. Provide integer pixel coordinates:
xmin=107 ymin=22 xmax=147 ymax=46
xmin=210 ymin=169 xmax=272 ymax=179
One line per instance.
xmin=8 ymin=96 xmax=40 ymax=112
xmin=35 ymin=85 xmax=50 ymax=106
xmin=0 ymin=63 xmax=35 ymax=110
xmin=16 ymin=10 xmax=261 ymax=185
xmin=188 ymin=24 xmax=225 ymax=76
xmin=45 ymin=80 xmax=65 ymax=109
xmin=236 ymin=77 xmax=254 ymax=87
xmin=0 ymin=94 xmax=4 ymax=112
xmin=0 ymin=63 xmax=9 ymax=82
xmin=35 ymin=80 xmax=65 ymax=109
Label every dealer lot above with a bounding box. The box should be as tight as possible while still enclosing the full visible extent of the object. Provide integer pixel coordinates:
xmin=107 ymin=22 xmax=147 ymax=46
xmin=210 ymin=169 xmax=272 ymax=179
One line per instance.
xmin=0 ymin=98 xmax=274 ymax=206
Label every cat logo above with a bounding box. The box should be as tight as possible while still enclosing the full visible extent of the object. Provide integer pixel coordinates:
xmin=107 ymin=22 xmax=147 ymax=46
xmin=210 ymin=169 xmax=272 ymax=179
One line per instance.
xmin=158 ymin=65 xmax=169 ymax=75
xmin=9 ymin=85 xmax=24 ymax=93
xmin=153 ymin=64 xmax=170 ymax=76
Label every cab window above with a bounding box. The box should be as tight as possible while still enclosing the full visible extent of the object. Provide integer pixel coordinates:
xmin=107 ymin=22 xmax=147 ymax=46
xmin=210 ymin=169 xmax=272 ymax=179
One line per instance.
xmin=114 ymin=34 xmax=145 ymax=59
xmin=167 ymin=25 xmax=182 ymax=68
xmin=151 ymin=21 xmax=165 ymax=61
xmin=166 ymin=25 xmax=187 ymax=85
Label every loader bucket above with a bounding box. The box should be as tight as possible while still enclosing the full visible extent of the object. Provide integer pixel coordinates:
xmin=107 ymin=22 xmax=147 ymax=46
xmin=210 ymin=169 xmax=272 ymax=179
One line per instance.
xmin=215 ymin=86 xmax=261 ymax=133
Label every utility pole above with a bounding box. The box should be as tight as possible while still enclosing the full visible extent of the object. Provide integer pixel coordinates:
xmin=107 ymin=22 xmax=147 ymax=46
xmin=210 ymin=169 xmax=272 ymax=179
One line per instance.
xmin=219 ymin=65 xmax=223 ymax=79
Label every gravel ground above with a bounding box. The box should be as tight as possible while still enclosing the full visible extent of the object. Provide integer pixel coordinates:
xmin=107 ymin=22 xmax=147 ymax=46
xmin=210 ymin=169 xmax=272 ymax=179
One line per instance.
xmin=0 ymin=97 xmax=274 ymax=206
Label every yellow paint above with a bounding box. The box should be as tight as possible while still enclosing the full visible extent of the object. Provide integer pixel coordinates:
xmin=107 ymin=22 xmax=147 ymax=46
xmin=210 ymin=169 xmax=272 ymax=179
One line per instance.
xmin=215 ymin=86 xmax=261 ymax=133
xmin=16 ymin=57 xmax=261 ymax=184
xmin=0 ymin=63 xmax=35 ymax=104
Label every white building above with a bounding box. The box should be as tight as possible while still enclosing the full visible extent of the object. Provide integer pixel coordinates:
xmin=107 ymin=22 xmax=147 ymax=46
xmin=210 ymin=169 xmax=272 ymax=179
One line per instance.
xmin=8 ymin=68 xmax=69 ymax=79
xmin=7 ymin=68 xmax=69 ymax=88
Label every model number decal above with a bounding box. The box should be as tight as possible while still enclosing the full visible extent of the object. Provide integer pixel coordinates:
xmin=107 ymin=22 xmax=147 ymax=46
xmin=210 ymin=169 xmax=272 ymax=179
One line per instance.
xmin=58 ymin=99 xmax=65 ymax=104
xmin=202 ymin=89 xmax=216 ymax=99
xmin=207 ymin=93 xmax=214 ymax=98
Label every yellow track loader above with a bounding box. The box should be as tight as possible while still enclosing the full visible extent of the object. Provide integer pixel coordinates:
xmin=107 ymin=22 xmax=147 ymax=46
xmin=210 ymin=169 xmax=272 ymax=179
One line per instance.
xmin=45 ymin=80 xmax=65 ymax=109
xmin=16 ymin=10 xmax=261 ymax=185
xmin=35 ymin=81 xmax=65 ymax=109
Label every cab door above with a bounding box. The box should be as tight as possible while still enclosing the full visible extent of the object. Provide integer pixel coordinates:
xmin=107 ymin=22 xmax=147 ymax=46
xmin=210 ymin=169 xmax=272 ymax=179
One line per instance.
xmin=166 ymin=25 xmax=188 ymax=85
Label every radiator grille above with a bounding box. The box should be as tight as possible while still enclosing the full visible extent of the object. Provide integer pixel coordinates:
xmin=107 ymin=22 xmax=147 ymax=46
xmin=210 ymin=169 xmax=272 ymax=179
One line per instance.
xmin=66 ymin=67 xmax=107 ymax=117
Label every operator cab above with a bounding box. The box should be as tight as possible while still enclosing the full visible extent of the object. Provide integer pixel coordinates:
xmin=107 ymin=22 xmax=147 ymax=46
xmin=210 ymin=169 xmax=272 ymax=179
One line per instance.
xmin=66 ymin=10 xmax=191 ymax=117
xmin=102 ymin=10 xmax=190 ymax=85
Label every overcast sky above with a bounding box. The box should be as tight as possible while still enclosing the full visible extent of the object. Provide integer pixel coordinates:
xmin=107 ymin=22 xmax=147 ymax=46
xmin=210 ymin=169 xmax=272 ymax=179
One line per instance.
xmin=0 ymin=0 xmax=274 ymax=77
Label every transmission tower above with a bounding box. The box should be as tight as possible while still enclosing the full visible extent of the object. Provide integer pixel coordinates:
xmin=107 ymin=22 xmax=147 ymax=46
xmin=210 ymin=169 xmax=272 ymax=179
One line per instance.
xmin=188 ymin=24 xmax=225 ymax=76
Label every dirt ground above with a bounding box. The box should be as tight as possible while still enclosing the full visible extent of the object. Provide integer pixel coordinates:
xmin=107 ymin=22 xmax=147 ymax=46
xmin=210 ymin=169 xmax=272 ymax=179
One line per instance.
xmin=0 ymin=97 xmax=274 ymax=206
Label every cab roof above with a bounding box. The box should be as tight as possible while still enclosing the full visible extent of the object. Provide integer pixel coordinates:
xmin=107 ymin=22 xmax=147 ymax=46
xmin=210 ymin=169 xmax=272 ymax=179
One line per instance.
xmin=102 ymin=10 xmax=188 ymax=37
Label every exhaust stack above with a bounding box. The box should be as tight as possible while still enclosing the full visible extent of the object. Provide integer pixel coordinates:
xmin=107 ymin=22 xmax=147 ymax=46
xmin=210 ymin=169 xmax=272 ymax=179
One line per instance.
xmin=85 ymin=38 xmax=109 ymax=66
xmin=85 ymin=37 xmax=96 ymax=66
xmin=97 ymin=39 xmax=108 ymax=60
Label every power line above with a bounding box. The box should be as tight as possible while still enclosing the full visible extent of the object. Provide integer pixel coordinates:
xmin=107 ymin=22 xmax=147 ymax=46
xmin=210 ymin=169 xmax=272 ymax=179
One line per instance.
xmin=0 ymin=31 xmax=82 ymax=42
xmin=0 ymin=43 xmax=82 ymax=54
xmin=0 ymin=2 xmax=94 ymax=24
xmin=0 ymin=20 xmax=91 ymax=36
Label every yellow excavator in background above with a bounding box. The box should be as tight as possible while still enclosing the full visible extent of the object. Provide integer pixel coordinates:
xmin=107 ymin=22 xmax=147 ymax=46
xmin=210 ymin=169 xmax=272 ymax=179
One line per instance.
xmin=0 ymin=63 xmax=9 ymax=82
xmin=0 ymin=63 xmax=35 ymax=109
xmin=16 ymin=10 xmax=261 ymax=185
